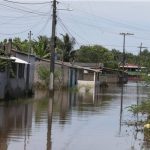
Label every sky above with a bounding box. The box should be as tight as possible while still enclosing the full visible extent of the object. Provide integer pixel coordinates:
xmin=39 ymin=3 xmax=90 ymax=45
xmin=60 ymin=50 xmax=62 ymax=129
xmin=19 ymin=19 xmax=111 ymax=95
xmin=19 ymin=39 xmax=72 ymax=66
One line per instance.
xmin=0 ymin=0 xmax=150 ymax=54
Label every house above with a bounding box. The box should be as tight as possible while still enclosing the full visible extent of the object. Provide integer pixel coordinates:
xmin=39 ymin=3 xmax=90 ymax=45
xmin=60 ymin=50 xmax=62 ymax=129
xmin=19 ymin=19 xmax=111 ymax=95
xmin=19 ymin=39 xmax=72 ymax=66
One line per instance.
xmin=75 ymin=62 xmax=124 ymax=84
xmin=11 ymin=49 xmax=36 ymax=90
xmin=119 ymin=64 xmax=146 ymax=80
xmin=0 ymin=56 xmax=32 ymax=99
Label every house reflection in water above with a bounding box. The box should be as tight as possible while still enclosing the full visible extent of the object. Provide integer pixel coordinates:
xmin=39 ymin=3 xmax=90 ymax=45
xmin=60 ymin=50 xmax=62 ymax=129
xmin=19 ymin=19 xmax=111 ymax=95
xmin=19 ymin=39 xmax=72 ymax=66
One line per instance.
xmin=0 ymin=103 xmax=33 ymax=150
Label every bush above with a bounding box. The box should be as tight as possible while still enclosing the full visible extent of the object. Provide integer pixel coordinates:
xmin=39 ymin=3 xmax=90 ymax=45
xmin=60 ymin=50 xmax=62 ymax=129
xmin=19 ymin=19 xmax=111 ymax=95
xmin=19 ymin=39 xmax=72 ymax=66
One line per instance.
xmin=37 ymin=66 xmax=50 ymax=86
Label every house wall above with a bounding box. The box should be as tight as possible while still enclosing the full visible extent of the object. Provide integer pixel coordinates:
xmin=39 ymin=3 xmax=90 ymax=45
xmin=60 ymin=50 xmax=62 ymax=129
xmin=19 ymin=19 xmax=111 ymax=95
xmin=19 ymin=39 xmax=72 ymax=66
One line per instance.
xmin=83 ymin=73 xmax=94 ymax=81
xmin=0 ymin=62 xmax=29 ymax=99
xmin=54 ymin=64 xmax=70 ymax=88
xmin=100 ymin=74 xmax=119 ymax=83
xmin=34 ymin=60 xmax=49 ymax=86
xmin=68 ymin=68 xmax=77 ymax=87
xmin=0 ymin=72 xmax=7 ymax=99
xmin=34 ymin=60 xmax=71 ymax=89
xmin=8 ymin=78 xmax=26 ymax=98
xmin=13 ymin=52 xmax=35 ymax=90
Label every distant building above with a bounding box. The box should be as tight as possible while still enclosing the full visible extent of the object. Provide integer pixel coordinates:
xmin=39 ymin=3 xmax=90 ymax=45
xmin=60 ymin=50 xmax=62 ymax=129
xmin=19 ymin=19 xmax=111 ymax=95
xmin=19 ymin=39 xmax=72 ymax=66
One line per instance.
xmin=119 ymin=64 xmax=146 ymax=80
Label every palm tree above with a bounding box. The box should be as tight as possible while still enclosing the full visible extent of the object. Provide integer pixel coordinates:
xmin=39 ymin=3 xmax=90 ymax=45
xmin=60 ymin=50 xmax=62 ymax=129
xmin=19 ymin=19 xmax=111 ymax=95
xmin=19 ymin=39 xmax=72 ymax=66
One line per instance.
xmin=58 ymin=34 xmax=75 ymax=62
xmin=12 ymin=37 xmax=29 ymax=53
xmin=32 ymin=36 xmax=50 ymax=58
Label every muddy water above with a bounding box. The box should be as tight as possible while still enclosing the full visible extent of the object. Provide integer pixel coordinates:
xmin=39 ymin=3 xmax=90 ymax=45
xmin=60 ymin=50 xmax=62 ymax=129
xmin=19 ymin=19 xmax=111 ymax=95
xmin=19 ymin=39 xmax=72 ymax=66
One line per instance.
xmin=0 ymin=81 xmax=149 ymax=150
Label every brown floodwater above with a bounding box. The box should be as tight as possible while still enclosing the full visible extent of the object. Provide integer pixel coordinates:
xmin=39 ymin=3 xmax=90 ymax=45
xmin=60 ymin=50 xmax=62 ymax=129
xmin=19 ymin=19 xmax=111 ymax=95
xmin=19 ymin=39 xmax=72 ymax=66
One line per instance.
xmin=0 ymin=81 xmax=150 ymax=150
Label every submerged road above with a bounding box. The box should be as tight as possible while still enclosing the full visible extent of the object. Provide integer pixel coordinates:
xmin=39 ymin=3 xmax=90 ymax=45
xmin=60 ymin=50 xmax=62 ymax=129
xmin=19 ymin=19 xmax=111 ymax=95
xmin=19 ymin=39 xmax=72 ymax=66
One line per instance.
xmin=0 ymin=81 xmax=149 ymax=150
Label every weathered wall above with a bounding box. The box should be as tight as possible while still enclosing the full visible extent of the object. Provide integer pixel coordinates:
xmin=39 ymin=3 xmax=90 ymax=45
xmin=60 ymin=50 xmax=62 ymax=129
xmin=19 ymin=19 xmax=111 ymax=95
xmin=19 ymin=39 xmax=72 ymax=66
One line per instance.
xmin=0 ymin=72 xmax=7 ymax=99
xmin=0 ymin=63 xmax=29 ymax=99
xmin=100 ymin=74 xmax=119 ymax=83
xmin=34 ymin=60 xmax=49 ymax=86
xmin=8 ymin=78 xmax=26 ymax=97
xmin=14 ymin=53 xmax=35 ymax=90
xmin=34 ymin=60 xmax=71 ymax=89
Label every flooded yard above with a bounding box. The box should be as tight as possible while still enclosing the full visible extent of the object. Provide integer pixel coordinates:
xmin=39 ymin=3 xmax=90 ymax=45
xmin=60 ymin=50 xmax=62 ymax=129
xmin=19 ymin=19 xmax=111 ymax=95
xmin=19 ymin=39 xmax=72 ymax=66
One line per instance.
xmin=0 ymin=81 xmax=150 ymax=150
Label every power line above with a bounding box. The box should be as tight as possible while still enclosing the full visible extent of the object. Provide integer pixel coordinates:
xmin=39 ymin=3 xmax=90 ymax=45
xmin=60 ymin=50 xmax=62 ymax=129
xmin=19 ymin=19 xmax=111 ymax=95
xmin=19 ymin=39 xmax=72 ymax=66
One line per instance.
xmin=61 ymin=13 xmax=150 ymax=42
xmin=0 ymin=3 xmax=49 ymax=16
xmin=66 ymin=4 xmax=150 ymax=33
xmin=58 ymin=17 xmax=80 ymax=47
xmin=36 ymin=15 xmax=52 ymax=35
xmin=0 ymin=14 xmax=48 ymax=19
xmin=2 ymin=0 xmax=51 ymax=16
xmin=0 ymin=13 xmax=48 ymax=26
xmin=0 ymin=15 xmax=46 ymax=35
xmin=3 ymin=0 xmax=51 ymax=5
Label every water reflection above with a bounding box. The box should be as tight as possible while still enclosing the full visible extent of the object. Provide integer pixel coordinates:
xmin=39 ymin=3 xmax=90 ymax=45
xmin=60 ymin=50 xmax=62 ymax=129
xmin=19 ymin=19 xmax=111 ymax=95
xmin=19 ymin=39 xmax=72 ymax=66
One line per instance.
xmin=119 ymin=84 xmax=124 ymax=135
xmin=0 ymin=82 xmax=150 ymax=150
xmin=47 ymin=98 xmax=53 ymax=150
xmin=0 ymin=102 xmax=33 ymax=150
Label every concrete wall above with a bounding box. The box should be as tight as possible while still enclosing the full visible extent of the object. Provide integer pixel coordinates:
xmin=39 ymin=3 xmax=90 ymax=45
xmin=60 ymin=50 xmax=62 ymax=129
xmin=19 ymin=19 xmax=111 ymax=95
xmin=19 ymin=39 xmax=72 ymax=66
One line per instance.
xmin=77 ymin=69 xmax=94 ymax=81
xmin=54 ymin=64 xmax=70 ymax=88
xmin=34 ymin=60 xmax=49 ymax=86
xmin=100 ymin=74 xmax=119 ymax=83
xmin=34 ymin=60 xmax=71 ymax=89
xmin=14 ymin=53 xmax=35 ymax=90
xmin=0 ymin=62 xmax=29 ymax=99
xmin=0 ymin=72 xmax=7 ymax=99
xmin=8 ymin=78 xmax=26 ymax=98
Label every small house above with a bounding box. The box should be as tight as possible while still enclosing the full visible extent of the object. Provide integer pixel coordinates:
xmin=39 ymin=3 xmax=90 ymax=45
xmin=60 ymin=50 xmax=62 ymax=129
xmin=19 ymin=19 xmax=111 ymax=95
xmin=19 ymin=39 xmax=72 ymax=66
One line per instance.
xmin=0 ymin=56 xmax=32 ymax=99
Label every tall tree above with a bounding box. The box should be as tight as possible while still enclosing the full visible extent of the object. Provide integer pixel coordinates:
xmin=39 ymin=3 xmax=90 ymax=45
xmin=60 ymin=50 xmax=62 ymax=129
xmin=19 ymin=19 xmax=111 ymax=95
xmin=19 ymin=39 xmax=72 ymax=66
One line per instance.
xmin=32 ymin=36 xmax=50 ymax=58
xmin=76 ymin=45 xmax=117 ymax=68
xmin=58 ymin=34 xmax=75 ymax=62
xmin=12 ymin=37 xmax=29 ymax=53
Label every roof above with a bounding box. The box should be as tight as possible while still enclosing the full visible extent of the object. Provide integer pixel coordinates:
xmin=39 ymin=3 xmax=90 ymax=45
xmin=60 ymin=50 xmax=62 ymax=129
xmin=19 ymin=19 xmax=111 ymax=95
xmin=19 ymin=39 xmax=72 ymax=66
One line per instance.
xmin=10 ymin=56 xmax=29 ymax=64
xmin=37 ymin=58 xmax=101 ymax=73
xmin=0 ymin=56 xmax=12 ymax=60
xmin=120 ymin=64 xmax=139 ymax=68
xmin=11 ymin=49 xmax=35 ymax=57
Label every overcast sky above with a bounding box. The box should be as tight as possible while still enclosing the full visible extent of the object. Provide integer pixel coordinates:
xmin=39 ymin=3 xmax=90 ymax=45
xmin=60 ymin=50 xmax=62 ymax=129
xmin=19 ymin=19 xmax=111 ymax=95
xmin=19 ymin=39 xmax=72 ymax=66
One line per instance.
xmin=0 ymin=0 xmax=150 ymax=54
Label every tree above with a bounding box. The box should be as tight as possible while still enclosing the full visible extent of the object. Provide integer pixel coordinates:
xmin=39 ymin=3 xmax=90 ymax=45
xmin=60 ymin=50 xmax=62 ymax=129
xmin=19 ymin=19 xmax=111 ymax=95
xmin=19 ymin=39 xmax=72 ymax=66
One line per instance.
xmin=12 ymin=37 xmax=29 ymax=53
xmin=76 ymin=45 xmax=117 ymax=68
xmin=57 ymin=34 xmax=75 ymax=62
xmin=32 ymin=36 xmax=50 ymax=58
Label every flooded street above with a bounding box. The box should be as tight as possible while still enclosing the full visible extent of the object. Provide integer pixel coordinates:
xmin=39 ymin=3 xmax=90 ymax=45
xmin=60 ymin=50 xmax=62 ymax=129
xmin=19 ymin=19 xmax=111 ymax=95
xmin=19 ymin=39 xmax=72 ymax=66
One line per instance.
xmin=0 ymin=81 xmax=150 ymax=150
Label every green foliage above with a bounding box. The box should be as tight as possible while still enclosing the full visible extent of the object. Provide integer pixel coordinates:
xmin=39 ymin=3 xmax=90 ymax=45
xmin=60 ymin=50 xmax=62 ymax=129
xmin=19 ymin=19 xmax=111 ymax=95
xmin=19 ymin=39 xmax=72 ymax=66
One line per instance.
xmin=128 ymin=100 xmax=150 ymax=115
xmin=38 ymin=66 xmax=50 ymax=85
xmin=0 ymin=59 xmax=7 ymax=72
xmin=11 ymin=34 xmax=75 ymax=60
xmin=13 ymin=37 xmax=29 ymax=53
xmin=141 ymin=74 xmax=150 ymax=84
xmin=57 ymin=34 xmax=75 ymax=62
xmin=76 ymin=45 xmax=118 ymax=68
xmin=54 ymin=69 xmax=62 ymax=79
xmin=140 ymin=49 xmax=150 ymax=71
xmin=33 ymin=36 xmax=50 ymax=58
xmin=37 ymin=65 xmax=63 ymax=88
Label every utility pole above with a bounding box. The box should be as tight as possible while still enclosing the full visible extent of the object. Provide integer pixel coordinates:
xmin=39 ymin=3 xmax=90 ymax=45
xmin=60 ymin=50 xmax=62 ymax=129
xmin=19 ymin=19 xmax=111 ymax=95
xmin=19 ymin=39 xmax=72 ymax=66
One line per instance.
xmin=120 ymin=33 xmax=134 ymax=84
xmin=49 ymin=0 xmax=57 ymax=92
xmin=137 ymin=42 xmax=147 ymax=77
xmin=138 ymin=42 xmax=147 ymax=60
xmin=28 ymin=30 xmax=33 ymax=63
xmin=120 ymin=32 xmax=134 ymax=72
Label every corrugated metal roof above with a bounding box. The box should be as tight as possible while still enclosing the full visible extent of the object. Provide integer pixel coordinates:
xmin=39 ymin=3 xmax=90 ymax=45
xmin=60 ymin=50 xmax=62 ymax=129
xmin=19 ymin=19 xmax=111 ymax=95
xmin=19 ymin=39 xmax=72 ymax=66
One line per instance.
xmin=10 ymin=56 xmax=29 ymax=64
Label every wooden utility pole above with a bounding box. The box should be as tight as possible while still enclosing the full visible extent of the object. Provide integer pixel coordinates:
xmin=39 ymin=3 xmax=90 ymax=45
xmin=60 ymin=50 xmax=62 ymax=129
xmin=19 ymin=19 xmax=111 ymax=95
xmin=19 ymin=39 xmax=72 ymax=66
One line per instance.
xmin=137 ymin=42 xmax=147 ymax=74
xmin=138 ymin=42 xmax=147 ymax=59
xmin=120 ymin=32 xmax=134 ymax=73
xmin=28 ymin=30 xmax=33 ymax=63
xmin=49 ymin=0 xmax=57 ymax=92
